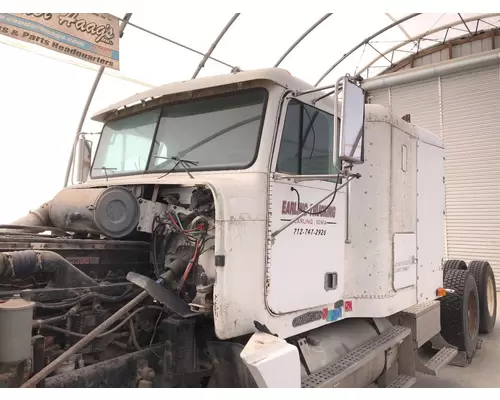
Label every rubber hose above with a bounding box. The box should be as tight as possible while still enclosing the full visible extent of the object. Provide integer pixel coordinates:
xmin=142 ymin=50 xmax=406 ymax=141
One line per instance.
xmin=0 ymin=250 xmax=98 ymax=288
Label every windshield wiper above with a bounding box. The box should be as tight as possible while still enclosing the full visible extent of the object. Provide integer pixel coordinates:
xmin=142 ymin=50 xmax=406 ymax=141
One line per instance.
xmin=154 ymin=156 xmax=199 ymax=179
xmin=94 ymin=166 xmax=117 ymax=181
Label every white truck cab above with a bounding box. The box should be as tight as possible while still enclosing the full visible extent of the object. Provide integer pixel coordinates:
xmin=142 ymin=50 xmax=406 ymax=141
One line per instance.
xmin=74 ymin=68 xmax=444 ymax=339
xmin=1 ymin=68 xmax=493 ymax=389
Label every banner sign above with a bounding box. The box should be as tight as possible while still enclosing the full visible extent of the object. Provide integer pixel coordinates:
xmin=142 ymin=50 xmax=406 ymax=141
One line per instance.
xmin=0 ymin=13 xmax=120 ymax=70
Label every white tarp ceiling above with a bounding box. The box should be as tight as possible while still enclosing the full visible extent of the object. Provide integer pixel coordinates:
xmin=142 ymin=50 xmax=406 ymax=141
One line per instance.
xmin=1 ymin=12 xmax=499 ymax=222
xmin=112 ymin=13 xmax=500 ymax=84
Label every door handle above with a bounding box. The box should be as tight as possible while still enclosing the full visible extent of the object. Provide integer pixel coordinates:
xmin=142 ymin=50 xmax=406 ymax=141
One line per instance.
xmin=324 ymin=272 xmax=338 ymax=291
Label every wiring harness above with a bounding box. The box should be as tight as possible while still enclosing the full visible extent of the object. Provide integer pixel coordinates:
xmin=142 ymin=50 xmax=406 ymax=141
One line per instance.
xmin=151 ymin=211 xmax=213 ymax=296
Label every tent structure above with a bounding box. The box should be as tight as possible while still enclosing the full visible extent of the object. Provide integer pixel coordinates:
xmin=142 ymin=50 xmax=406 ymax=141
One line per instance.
xmin=4 ymin=12 xmax=499 ymax=133
xmin=60 ymin=13 xmax=500 ymax=135
xmin=2 ymin=13 xmax=500 ymax=278
xmin=103 ymin=13 xmax=500 ymax=84
xmin=73 ymin=12 xmax=500 ymax=287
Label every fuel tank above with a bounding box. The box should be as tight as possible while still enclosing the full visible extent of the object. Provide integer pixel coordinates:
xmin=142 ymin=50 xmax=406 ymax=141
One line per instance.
xmin=299 ymin=318 xmax=397 ymax=388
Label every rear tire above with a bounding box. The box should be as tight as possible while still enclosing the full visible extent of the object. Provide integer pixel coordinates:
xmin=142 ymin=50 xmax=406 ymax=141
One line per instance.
xmin=443 ymin=260 xmax=467 ymax=277
xmin=440 ymin=269 xmax=479 ymax=358
xmin=468 ymin=261 xmax=497 ymax=334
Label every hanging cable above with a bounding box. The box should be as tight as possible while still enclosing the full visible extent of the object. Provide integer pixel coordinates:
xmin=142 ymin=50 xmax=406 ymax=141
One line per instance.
xmin=111 ymin=15 xmax=234 ymax=69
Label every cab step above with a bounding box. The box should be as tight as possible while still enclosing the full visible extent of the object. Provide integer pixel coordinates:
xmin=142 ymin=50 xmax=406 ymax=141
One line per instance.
xmin=387 ymin=374 xmax=416 ymax=388
xmin=417 ymin=347 xmax=458 ymax=376
xmin=301 ymin=325 xmax=411 ymax=388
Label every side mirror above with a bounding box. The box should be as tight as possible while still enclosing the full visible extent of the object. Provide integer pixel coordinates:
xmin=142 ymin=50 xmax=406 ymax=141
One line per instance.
xmin=339 ymin=77 xmax=365 ymax=164
xmin=73 ymin=137 xmax=93 ymax=184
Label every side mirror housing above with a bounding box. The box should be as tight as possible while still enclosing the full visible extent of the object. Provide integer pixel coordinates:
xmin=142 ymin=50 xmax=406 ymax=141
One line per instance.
xmin=339 ymin=77 xmax=365 ymax=164
xmin=73 ymin=137 xmax=92 ymax=184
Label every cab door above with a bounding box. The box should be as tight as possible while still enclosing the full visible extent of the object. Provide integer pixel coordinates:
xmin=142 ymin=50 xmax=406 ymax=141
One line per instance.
xmin=265 ymin=98 xmax=346 ymax=315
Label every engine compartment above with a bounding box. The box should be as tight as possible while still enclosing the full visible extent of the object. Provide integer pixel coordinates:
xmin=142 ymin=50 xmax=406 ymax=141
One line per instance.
xmin=0 ymin=184 xmax=226 ymax=388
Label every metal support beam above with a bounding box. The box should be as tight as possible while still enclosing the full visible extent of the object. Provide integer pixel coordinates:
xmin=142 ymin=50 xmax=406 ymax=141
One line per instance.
xmin=368 ymin=42 xmax=392 ymax=64
xmin=274 ymin=13 xmax=332 ymax=67
xmin=314 ymin=13 xmax=421 ymax=87
xmin=443 ymin=28 xmax=449 ymax=43
xmin=458 ymin=13 xmax=472 ymax=34
xmin=192 ymin=13 xmax=240 ymax=79
xmin=385 ymin=13 xmax=416 ymax=45
xmin=356 ymin=13 xmax=500 ymax=77
xmin=361 ymin=48 xmax=500 ymax=91
xmin=63 ymin=13 xmax=133 ymax=188
xmin=113 ymin=16 xmax=234 ymax=69
xmin=480 ymin=18 xmax=500 ymax=29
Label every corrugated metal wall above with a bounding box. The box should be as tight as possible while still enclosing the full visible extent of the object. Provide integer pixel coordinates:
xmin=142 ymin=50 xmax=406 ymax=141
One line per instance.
xmin=368 ymin=65 xmax=500 ymax=289
xmin=369 ymin=79 xmax=441 ymax=135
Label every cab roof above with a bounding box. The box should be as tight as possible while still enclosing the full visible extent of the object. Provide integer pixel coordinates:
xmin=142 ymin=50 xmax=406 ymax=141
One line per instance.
xmin=91 ymin=68 xmax=317 ymax=122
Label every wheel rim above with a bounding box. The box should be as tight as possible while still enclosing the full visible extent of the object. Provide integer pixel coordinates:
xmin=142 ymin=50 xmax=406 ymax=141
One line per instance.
xmin=468 ymin=291 xmax=478 ymax=338
xmin=487 ymin=275 xmax=495 ymax=316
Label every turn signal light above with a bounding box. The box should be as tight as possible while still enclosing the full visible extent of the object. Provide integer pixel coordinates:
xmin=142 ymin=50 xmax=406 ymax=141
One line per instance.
xmin=436 ymin=288 xmax=447 ymax=297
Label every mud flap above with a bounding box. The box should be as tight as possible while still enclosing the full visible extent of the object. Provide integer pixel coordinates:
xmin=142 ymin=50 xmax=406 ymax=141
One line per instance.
xmin=240 ymin=332 xmax=301 ymax=388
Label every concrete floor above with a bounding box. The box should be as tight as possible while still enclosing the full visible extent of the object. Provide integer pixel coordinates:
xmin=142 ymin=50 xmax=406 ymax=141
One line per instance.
xmin=414 ymin=293 xmax=500 ymax=388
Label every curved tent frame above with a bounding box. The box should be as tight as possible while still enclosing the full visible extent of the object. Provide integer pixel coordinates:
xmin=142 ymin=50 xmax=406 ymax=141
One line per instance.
xmin=313 ymin=13 xmax=421 ymax=86
xmin=64 ymin=12 xmax=500 ymax=186
xmin=94 ymin=13 xmax=500 ymax=91
xmin=191 ymin=13 xmax=240 ymax=79
xmin=355 ymin=12 xmax=500 ymax=78
xmin=274 ymin=13 xmax=333 ymax=67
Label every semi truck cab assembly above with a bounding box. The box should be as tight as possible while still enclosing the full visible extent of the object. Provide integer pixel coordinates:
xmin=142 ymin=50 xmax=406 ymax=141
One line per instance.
xmin=0 ymin=68 xmax=496 ymax=388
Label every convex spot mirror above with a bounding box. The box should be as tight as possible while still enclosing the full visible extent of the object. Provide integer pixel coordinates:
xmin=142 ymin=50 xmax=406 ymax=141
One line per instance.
xmin=340 ymin=77 xmax=365 ymax=164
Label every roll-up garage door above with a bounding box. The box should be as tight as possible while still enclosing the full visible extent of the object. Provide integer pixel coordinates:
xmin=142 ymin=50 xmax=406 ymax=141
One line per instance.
xmin=441 ymin=65 xmax=500 ymax=289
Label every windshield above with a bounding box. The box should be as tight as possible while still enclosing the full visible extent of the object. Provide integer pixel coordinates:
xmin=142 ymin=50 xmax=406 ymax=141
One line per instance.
xmin=91 ymin=88 xmax=268 ymax=178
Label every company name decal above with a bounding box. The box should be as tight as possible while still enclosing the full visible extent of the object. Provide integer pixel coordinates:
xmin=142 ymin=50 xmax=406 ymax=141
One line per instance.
xmin=281 ymin=200 xmax=336 ymax=218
